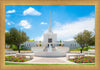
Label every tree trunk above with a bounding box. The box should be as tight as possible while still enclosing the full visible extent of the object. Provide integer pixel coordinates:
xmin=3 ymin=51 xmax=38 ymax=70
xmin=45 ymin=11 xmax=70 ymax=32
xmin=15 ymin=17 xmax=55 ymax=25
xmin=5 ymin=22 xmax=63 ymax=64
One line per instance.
xmin=81 ymin=46 xmax=84 ymax=53
xmin=17 ymin=45 xmax=20 ymax=53
xmin=80 ymin=44 xmax=83 ymax=53
xmin=81 ymin=48 xmax=83 ymax=53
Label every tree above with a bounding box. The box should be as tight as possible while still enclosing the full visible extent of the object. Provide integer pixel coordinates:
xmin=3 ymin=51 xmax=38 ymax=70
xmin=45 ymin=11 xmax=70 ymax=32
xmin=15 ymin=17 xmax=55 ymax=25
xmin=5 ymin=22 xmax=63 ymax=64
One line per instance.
xmin=89 ymin=35 xmax=95 ymax=46
xmin=5 ymin=28 xmax=29 ymax=53
xmin=74 ymin=30 xmax=94 ymax=53
xmin=59 ymin=40 xmax=62 ymax=43
xmin=59 ymin=40 xmax=62 ymax=46
xmin=89 ymin=29 xmax=95 ymax=46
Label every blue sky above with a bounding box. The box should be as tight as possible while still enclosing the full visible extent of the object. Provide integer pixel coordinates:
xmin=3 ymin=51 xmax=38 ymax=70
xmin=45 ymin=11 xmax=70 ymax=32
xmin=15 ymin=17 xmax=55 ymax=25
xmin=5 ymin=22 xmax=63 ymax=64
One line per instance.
xmin=5 ymin=5 xmax=95 ymax=41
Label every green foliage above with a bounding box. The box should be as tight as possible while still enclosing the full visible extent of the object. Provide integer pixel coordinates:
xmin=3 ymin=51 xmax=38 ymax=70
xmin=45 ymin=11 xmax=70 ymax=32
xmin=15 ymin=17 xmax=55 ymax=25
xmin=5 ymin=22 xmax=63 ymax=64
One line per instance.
xmin=39 ymin=44 xmax=42 ymax=47
xmin=59 ymin=44 xmax=61 ymax=46
xmin=89 ymin=35 xmax=95 ymax=46
xmin=59 ymin=40 xmax=63 ymax=46
xmin=5 ymin=28 xmax=29 ymax=53
xmin=70 ymin=46 xmax=91 ymax=51
xmin=10 ymin=45 xmax=17 ymax=50
xmin=59 ymin=40 xmax=62 ymax=43
xmin=39 ymin=41 xmax=41 ymax=43
xmin=9 ymin=45 xmax=13 ymax=48
xmin=20 ymin=45 xmax=25 ymax=49
xmin=83 ymin=46 xmax=91 ymax=51
xmin=19 ymin=45 xmax=31 ymax=50
xmin=74 ymin=30 xmax=95 ymax=53
xmin=5 ymin=32 xmax=11 ymax=45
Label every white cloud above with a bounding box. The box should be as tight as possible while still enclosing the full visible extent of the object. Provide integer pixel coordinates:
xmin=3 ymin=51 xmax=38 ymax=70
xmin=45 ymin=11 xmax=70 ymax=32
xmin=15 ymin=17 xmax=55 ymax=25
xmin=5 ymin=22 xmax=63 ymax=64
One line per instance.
xmin=6 ymin=9 xmax=15 ymax=13
xmin=23 ymin=7 xmax=41 ymax=16
xmin=40 ymin=22 xmax=47 ymax=25
xmin=6 ymin=19 xmax=15 ymax=25
xmin=35 ymin=16 xmax=95 ymax=41
xmin=5 ymin=30 xmax=9 ymax=32
xmin=35 ymin=35 xmax=43 ymax=41
xmin=19 ymin=20 xmax=31 ymax=29
xmin=7 ymin=22 xmax=11 ymax=25
xmin=53 ymin=17 xmax=95 ymax=41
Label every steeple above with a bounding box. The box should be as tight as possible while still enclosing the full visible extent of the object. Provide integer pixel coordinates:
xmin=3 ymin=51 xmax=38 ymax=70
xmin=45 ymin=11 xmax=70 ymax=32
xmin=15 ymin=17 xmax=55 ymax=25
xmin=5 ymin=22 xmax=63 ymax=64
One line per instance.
xmin=48 ymin=11 xmax=52 ymax=32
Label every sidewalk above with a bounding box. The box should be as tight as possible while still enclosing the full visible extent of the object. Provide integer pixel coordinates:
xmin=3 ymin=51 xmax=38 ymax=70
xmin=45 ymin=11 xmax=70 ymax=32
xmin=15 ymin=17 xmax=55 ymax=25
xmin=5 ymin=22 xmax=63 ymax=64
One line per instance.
xmin=24 ymin=56 xmax=76 ymax=64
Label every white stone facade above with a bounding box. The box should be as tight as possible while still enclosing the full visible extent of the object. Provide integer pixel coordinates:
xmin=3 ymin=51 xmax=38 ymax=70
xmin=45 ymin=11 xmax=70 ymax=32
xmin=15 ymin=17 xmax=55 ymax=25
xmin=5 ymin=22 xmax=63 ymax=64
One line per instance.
xmin=19 ymin=40 xmax=80 ymax=49
xmin=43 ymin=33 xmax=57 ymax=43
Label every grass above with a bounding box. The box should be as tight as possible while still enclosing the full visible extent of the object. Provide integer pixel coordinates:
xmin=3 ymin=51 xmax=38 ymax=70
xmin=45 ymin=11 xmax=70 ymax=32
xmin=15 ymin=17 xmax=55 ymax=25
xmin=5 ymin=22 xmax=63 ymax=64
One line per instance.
xmin=5 ymin=62 xmax=95 ymax=65
xmin=28 ymin=40 xmax=34 ymax=41
xmin=69 ymin=49 xmax=87 ymax=51
xmin=14 ymin=49 xmax=31 ymax=51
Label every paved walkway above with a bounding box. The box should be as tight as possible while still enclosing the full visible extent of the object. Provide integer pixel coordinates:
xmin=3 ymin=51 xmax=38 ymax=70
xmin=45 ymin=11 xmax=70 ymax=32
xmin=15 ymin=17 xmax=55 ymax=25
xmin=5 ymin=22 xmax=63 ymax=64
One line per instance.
xmin=5 ymin=53 xmax=95 ymax=64
xmin=24 ymin=56 xmax=76 ymax=64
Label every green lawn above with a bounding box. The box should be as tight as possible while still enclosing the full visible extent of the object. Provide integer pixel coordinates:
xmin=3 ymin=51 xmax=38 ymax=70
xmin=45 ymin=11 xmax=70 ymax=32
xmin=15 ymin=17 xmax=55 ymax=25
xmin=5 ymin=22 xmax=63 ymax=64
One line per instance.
xmin=69 ymin=49 xmax=87 ymax=51
xmin=5 ymin=62 xmax=95 ymax=65
xmin=14 ymin=49 xmax=31 ymax=51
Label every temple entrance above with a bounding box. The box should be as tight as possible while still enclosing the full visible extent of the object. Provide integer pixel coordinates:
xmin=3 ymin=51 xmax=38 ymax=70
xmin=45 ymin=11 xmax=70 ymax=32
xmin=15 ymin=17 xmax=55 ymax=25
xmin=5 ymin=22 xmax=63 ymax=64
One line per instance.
xmin=48 ymin=44 xmax=53 ymax=46
xmin=48 ymin=38 xmax=52 ymax=43
xmin=48 ymin=38 xmax=53 ymax=47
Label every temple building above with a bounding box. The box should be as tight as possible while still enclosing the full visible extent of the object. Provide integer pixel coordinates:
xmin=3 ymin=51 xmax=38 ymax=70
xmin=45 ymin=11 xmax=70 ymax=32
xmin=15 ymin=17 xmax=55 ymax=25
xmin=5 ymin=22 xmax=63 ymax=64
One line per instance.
xmin=20 ymin=12 xmax=80 ymax=50
xmin=43 ymin=12 xmax=57 ymax=47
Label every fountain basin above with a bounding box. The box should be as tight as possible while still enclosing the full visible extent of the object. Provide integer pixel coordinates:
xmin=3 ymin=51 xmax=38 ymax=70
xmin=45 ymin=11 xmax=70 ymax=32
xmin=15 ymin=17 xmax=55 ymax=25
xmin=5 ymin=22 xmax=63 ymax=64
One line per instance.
xmin=34 ymin=51 xmax=66 ymax=57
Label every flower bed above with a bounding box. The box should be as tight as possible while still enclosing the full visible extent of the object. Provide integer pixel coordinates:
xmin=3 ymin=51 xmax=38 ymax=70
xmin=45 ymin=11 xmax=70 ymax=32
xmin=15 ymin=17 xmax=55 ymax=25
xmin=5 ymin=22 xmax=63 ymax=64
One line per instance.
xmin=69 ymin=56 xmax=95 ymax=63
xmin=5 ymin=56 xmax=30 ymax=62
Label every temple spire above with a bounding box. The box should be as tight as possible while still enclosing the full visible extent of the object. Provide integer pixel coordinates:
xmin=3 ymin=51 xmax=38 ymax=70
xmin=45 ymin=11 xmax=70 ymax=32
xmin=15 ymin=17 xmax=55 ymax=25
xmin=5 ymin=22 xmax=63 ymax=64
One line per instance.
xmin=48 ymin=11 xmax=52 ymax=32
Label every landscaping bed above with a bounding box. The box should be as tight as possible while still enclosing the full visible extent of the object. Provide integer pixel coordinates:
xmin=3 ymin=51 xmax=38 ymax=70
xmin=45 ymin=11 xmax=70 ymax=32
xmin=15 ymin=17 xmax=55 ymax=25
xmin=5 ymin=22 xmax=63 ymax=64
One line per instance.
xmin=5 ymin=55 xmax=30 ymax=62
xmin=69 ymin=56 xmax=95 ymax=63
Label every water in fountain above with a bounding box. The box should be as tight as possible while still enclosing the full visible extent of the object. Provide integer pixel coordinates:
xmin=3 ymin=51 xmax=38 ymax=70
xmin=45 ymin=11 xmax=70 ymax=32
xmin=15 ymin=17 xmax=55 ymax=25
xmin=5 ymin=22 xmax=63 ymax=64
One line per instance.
xmin=48 ymin=44 xmax=52 ymax=52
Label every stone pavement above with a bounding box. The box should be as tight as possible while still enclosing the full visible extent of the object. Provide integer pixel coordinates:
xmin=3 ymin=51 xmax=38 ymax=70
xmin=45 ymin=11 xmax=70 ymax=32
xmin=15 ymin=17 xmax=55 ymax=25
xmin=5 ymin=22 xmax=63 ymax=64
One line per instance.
xmin=24 ymin=56 xmax=76 ymax=64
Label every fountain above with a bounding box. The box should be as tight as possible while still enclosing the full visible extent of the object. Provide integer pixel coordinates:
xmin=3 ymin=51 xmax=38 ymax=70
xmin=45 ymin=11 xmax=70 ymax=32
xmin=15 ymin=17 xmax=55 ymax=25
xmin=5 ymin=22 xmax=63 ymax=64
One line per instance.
xmin=33 ymin=43 xmax=68 ymax=57
xmin=31 ymin=12 xmax=69 ymax=57
xmin=48 ymin=44 xmax=52 ymax=52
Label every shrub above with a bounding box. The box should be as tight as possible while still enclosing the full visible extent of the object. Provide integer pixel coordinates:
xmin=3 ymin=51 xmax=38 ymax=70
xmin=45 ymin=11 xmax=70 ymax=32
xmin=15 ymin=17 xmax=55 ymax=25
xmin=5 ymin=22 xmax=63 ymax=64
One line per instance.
xmin=83 ymin=46 xmax=91 ymax=51
xmin=69 ymin=56 xmax=95 ymax=63
xmin=20 ymin=45 xmax=25 ymax=50
xmin=5 ymin=56 xmax=30 ymax=62
xmin=10 ymin=45 xmax=17 ymax=50
xmin=59 ymin=44 xmax=61 ymax=46
xmin=73 ymin=46 xmax=91 ymax=51
xmin=39 ymin=44 xmax=42 ymax=47
xmin=9 ymin=45 xmax=13 ymax=48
